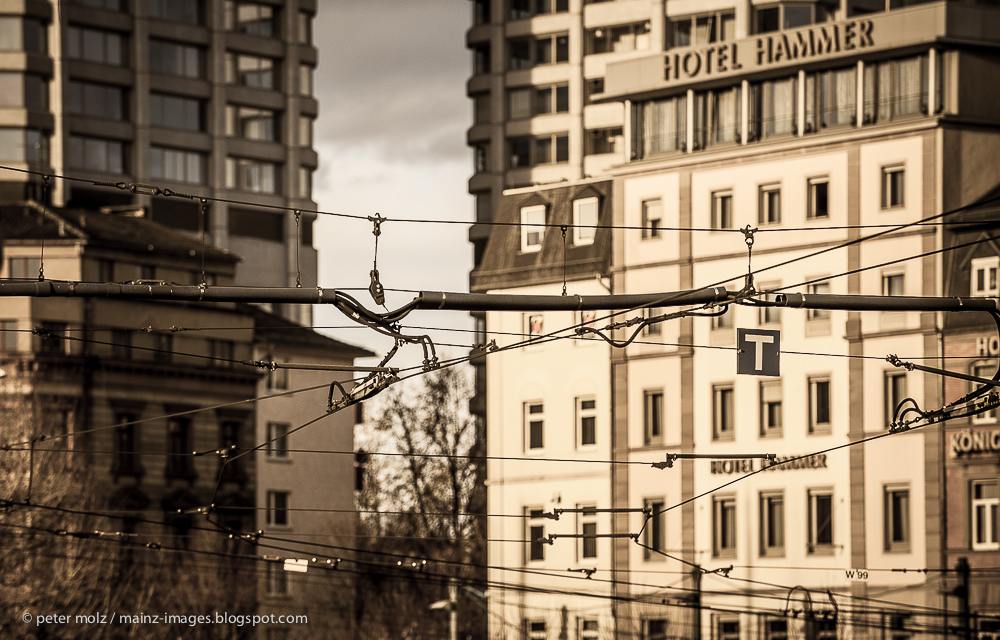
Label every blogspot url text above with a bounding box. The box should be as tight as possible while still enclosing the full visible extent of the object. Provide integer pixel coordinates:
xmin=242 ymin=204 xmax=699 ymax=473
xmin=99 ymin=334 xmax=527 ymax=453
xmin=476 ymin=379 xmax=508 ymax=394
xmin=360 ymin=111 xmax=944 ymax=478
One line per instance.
xmin=22 ymin=612 xmax=308 ymax=627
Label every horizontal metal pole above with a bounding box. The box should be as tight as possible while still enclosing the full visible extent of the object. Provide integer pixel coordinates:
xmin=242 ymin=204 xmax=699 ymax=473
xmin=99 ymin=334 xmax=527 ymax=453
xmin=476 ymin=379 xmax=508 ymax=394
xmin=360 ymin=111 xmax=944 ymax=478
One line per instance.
xmin=416 ymin=287 xmax=730 ymax=311
xmin=775 ymin=293 xmax=999 ymax=312
xmin=0 ymin=281 xmax=341 ymax=304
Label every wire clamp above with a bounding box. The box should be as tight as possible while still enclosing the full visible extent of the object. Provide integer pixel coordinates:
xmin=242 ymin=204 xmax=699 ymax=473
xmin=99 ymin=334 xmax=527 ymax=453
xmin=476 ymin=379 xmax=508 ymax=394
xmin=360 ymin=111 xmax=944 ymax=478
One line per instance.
xmin=652 ymin=453 xmax=678 ymax=469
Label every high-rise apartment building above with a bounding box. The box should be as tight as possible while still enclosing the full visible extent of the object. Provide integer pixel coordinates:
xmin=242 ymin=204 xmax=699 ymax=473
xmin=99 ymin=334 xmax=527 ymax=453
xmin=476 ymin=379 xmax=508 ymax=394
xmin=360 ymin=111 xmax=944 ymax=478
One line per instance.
xmin=469 ymin=1 xmax=1000 ymax=638
xmin=0 ymin=0 xmax=319 ymax=322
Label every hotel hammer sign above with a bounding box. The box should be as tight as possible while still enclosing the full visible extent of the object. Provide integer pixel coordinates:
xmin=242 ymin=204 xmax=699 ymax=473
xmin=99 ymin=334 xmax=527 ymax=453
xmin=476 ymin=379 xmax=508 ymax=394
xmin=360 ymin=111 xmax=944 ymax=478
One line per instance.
xmin=737 ymin=329 xmax=780 ymax=377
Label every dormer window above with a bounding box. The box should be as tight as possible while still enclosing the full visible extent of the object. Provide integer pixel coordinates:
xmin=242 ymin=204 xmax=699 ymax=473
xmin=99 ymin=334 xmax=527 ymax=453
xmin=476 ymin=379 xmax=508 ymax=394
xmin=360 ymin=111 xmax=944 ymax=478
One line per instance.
xmin=520 ymin=204 xmax=546 ymax=252
xmin=972 ymin=257 xmax=1000 ymax=297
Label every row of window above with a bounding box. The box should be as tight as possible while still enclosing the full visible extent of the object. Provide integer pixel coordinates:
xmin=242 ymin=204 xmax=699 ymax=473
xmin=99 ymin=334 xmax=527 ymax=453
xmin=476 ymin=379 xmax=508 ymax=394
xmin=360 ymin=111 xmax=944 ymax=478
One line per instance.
xmin=522 ymin=397 xmax=597 ymax=452
xmin=712 ymin=487 xmax=837 ymax=558
xmin=518 ymin=197 xmax=597 ymax=251
xmin=112 ymin=414 xmax=247 ymax=480
xmin=61 ymin=0 xmax=313 ymax=43
xmin=633 ymin=54 xmax=935 ymax=159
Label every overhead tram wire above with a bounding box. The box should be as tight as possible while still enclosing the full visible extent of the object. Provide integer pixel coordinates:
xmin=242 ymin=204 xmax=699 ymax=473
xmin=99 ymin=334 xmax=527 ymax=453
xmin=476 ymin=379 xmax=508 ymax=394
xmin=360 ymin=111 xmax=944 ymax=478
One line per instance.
xmin=2 ymin=163 xmax=998 ymax=236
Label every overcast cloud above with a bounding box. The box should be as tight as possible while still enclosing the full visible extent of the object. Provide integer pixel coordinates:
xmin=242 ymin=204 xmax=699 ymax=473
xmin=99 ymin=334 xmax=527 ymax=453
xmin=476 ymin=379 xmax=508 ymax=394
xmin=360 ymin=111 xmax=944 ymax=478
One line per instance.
xmin=312 ymin=2 xmax=475 ymax=368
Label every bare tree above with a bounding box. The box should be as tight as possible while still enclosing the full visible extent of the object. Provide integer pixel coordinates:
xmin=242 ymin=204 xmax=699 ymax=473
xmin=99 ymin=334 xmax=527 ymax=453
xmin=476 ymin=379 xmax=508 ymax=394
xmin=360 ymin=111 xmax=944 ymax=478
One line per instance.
xmin=355 ymin=365 xmax=486 ymax=640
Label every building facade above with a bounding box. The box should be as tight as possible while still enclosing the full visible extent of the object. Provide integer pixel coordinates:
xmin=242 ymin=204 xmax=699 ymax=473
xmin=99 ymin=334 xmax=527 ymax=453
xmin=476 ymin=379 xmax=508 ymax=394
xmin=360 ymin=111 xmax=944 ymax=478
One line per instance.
xmin=0 ymin=0 xmax=319 ymax=323
xmin=469 ymin=1 xmax=1000 ymax=638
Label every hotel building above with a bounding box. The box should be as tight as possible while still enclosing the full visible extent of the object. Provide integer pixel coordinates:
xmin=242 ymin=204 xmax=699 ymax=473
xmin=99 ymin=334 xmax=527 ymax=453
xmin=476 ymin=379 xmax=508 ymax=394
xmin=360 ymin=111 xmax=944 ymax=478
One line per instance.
xmin=468 ymin=1 xmax=1000 ymax=638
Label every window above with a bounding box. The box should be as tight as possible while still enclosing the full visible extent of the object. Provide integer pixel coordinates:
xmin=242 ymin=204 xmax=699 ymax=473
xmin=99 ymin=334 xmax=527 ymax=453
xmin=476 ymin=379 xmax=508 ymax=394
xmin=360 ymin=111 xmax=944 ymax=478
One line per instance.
xmin=225 ymin=53 xmax=277 ymax=89
xmin=266 ymin=490 xmax=289 ymax=526
xmin=573 ymin=197 xmax=598 ymax=245
xmin=266 ymin=422 xmax=289 ymax=458
xmin=473 ymin=43 xmax=490 ymax=74
xmin=266 ymin=561 xmax=288 ymax=595
xmin=972 ymin=362 xmax=997 ymax=424
xmin=711 ymin=190 xmax=733 ymax=230
xmin=694 ymin=86 xmax=742 ymax=149
xmin=643 ymin=498 xmax=665 ymax=560
xmin=110 ymin=329 xmax=131 ymax=359
xmin=66 ymin=135 xmax=125 ymax=173
xmin=65 ymin=26 xmax=125 ymax=65
xmin=750 ymin=77 xmax=798 ymax=139
xmin=166 ymin=418 xmax=193 ymax=477
xmin=863 ymin=55 xmax=927 ymax=124
xmin=208 ymin=340 xmax=234 ymax=367
xmin=713 ymin=496 xmax=736 ymax=557
xmin=713 ymin=384 xmax=734 ymax=440
xmin=150 ymin=93 xmax=203 ymax=131
xmin=760 ymin=380 xmax=782 ymax=436
xmin=298 ymin=115 xmax=313 ymax=147
xmin=149 ymin=39 xmax=204 ymax=78
xmin=713 ymin=306 xmax=734 ymax=330
xmin=972 ymin=480 xmax=1000 ymax=550
xmin=754 ymin=3 xmax=834 ymax=33
xmin=508 ymin=33 xmax=568 ymax=69
xmin=113 ymin=414 xmax=140 ymax=475
xmin=641 ymin=199 xmax=662 ymax=239
xmin=520 ymin=204 xmax=546 ymax=252
xmin=809 ymin=376 xmax=832 ymax=433
xmin=716 ymin=617 xmax=740 ymax=640
xmin=297 ymin=11 xmax=312 ymax=43
xmin=884 ymin=484 xmax=910 ymax=551
xmin=882 ymin=271 xmax=905 ymax=298
xmin=971 ymin=257 xmax=1000 ymax=298
xmin=668 ymin=11 xmax=735 ymax=48
xmin=508 ymin=134 xmax=568 ymax=168
xmin=153 ymin=333 xmax=173 ymax=363
xmin=267 ymin=358 xmax=288 ymax=390
xmin=643 ymin=619 xmax=668 ymax=640
xmin=525 ymin=620 xmax=546 ymax=640
xmin=760 ymin=492 xmax=785 ymax=557
xmin=808 ymin=177 xmax=830 ymax=219
xmin=0 ymin=320 xmax=17 ymax=351
xmin=0 ymin=72 xmax=47 ymax=109
xmin=219 ymin=419 xmax=242 ymax=477
xmin=579 ymin=504 xmax=597 ymax=560
xmin=66 ymin=81 xmax=126 ymax=120
xmin=585 ymin=22 xmax=651 ymax=55
xmin=298 ymin=167 xmax=312 ymax=200
xmin=763 ymin=618 xmax=789 ymax=640
xmin=758 ymin=284 xmax=781 ymax=325
xmin=576 ymin=397 xmax=597 ymax=447
xmin=808 ymin=489 xmax=834 ymax=553
xmin=758 ymin=184 xmax=781 ymax=225
xmin=807 ymin=282 xmax=831 ymax=320
xmin=224 ymin=1 xmax=277 ymax=37
xmin=9 ymin=257 xmax=40 ymax=280
xmin=508 ymin=83 xmax=568 ymax=118
xmin=524 ymin=402 xmax=544 ymax=451
xmin=526 ymin=313 xmax=544 ymax=338
xmin=884 ymin=371 xmax=907 ymax=427
xmin=473 ymin=0 xmax=490 ymax=24
xmin=806 ymin=67 xmax=856 ymax=131
xmin=226 ymin=105 xmax=278 ymax=141
xmin=509 ymin=0 xmax=567 ymax=19
xmin=643 ymin=389 xmax=664 ymax=445
xmin=584 ymin=77 xmax=604 ymax=104
xmin=299 ymin=64 xmax=313 ymax=96
xmin=815 ymin=619 xmax=838 ymax=640
xmin=0 ymin=16 xmax=46 ymax=53
xmin=526 ymin=508 xmax=546 ymax=562
xmin=226 ymin=157 xmax=279 ymax=193
xmin=584 ymin=127 xmax=622 ymax=156
xmin=579 ymin=619 xmax=599 ymax=640
xmin=474 ymin=143 xmax=489 ymax=174
xmin=473 ymin=93 xmax=490 ymax=123
xmin=150 ymin=147 xmax=205 ymax=184
xmin=147 ymin=0 xmax=202 ymax=24
xmin=639 ymin=306 xmax=663 ymax=337
xmin=881 ymin=165 xmax=905 ymax=209
xmin=634 ymin=95 xmax=687 ymax=157
xmin=0 ymin=129 xmax=49 ymax=165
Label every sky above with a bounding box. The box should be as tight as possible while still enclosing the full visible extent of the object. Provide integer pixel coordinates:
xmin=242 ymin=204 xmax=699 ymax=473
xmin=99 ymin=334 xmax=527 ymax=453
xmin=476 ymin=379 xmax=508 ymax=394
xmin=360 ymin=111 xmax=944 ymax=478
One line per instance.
xmin=311 ymin=2 xmax=475 ymax=371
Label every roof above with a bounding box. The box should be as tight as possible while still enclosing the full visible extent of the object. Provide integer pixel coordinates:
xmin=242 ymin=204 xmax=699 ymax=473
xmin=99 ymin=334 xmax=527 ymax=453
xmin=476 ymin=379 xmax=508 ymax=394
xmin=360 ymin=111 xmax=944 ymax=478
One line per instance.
xmin=249 ymin=305 xmax=375 ymax=358
xmin=0 ymin=201 xmax=236 ymax=263
xmin=470 ymin=180 xmax=613 ymax=293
